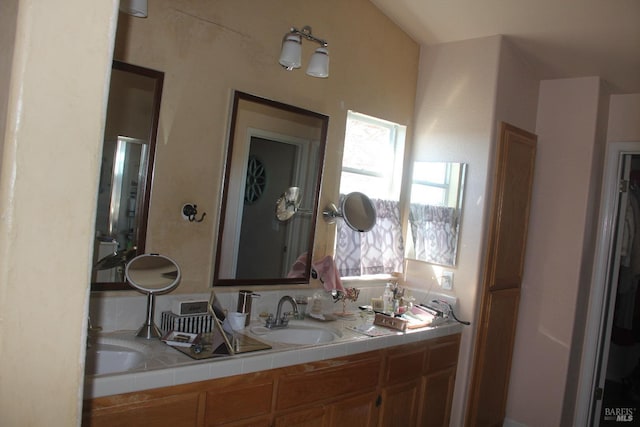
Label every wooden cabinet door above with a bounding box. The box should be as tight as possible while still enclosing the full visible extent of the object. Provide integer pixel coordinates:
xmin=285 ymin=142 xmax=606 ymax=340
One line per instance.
xmin=466 ymin=122 xmax=536 ymax=426
xmin=327 ymin=392 xmax=379 ymax=427
xmin=274 ymin=406 xmax=326 ymax=427
xmin=379 ymin=380 xmax=420 ymax=427
xmin=203 ymin=379 xmax=273 ymax=426
xmin=419 ymin=367 xmax=456 ymax=427
xmin=485 ymin=123 xmax=537 ymax=291
xmin=275 ymin=357 xmax=380 ymax=412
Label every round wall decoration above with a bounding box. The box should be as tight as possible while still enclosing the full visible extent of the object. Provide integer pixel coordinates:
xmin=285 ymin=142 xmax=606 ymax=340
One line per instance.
xmin=244 ymin=155 xmax=266 ymax=204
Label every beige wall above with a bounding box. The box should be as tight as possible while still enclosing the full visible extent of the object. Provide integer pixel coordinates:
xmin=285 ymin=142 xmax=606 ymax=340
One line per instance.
xmin=0 ymin=0 xmax=18 ymax=170
xmin=607 ymin=94 xmax=640 ymax=141
xmin=506 ymin=77 xmax=607 ymax=426
xmin=410 ymin=34 xmax=624 ymax=427
xmin=408 ymin=34 xmax=540 ymax=426
xmin=112 ymin=0 xmax=419 ymax=294
xmin=0 ymin=1 xmax=118 ymax=426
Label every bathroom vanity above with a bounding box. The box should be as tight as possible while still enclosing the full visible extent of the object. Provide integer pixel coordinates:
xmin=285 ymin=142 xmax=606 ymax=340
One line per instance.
xmin=82 ymin=322 xmax=461 ymax=427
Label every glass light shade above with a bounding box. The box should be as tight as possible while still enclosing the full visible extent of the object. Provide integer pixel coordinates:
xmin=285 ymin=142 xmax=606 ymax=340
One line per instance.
xmin=279 ymin=35 xmax=302 ymax=70
xmin=306 ymin=47 xmax=329 ymax=78
xmin=119 ymin=0 xmax=148 ymax=17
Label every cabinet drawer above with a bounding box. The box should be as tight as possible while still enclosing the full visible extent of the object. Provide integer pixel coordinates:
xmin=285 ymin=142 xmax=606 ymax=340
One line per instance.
xmin=276 ymin=357 xmax=380 ymax=411
xmin=425 ymin=335 xmax=460 ymax=373
xmin=83 ymin=392 xmax=200 ymax=427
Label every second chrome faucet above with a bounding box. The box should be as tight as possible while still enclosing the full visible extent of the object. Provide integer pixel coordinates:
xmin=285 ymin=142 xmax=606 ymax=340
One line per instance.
xmin=265 ymin=296 xmax=299 ymax=329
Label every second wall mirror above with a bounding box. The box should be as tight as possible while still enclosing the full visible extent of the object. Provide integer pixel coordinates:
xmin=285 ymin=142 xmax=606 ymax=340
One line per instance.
xmin=91 ymin=60 xmax=164 ymax=291
xmin=405 ymin=162 xmax=467 ymax=267
xmin=213 ymin=91 xmax=328 ymax=286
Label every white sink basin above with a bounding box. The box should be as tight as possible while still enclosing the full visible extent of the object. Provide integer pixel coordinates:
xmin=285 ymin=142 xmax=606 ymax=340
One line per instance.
xmin=85 ymin=338 xmax=146 ymax=375
xmin=250 ymin=322 xmax=341 ymax=345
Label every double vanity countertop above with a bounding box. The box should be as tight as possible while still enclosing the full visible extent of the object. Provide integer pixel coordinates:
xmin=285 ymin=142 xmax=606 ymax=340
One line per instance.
xmin=83 ymin=317 xmax=464 ymax=400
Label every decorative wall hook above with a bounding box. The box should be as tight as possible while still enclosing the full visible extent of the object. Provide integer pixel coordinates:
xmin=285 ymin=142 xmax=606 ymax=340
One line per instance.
xmin=182 ymin=203 xmax=206 ymax=222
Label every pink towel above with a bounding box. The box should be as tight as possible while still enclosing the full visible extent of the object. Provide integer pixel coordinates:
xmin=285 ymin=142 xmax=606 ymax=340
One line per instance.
xmin=312 ymin=255 xmax=345 ymax=293
xmin=287 ymin=253 xmax=308 ymax=278
xmin=287 ymin=254 xmax=345 ymax=293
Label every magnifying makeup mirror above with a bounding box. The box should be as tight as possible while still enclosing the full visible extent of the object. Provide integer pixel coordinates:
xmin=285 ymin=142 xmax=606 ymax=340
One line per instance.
xmin=274 ymin=186 xmax=316 ymax=222
xmin=323 ymin=192 xmax=377 ymax=232
xmin=125 ymin=253 xmax=181 ymax=339
xmin=275 ymin=187 xmax=302 ymax=221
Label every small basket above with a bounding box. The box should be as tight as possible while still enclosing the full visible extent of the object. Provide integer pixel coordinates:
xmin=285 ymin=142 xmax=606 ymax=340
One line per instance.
xmin=160 ymin=311 xmax=213 ymax=334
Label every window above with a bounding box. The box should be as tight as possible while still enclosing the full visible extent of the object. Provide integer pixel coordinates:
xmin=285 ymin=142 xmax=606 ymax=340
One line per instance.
xmin=410 ymin=162 xmax=462 ymax=207
xmin=335 ymin=111 xmax=406 ymax=277
xmin=340 ymin=111 xmax=406 ymax=201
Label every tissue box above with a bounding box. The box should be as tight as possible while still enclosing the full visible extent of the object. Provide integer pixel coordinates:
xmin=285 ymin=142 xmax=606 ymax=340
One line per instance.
xmin=373 ymin=313 xmax=407 ymax=331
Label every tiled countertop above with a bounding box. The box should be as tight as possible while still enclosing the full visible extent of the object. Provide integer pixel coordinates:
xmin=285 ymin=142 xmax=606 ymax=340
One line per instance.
xmin=83 ymin=318 xmax=464 ymax=399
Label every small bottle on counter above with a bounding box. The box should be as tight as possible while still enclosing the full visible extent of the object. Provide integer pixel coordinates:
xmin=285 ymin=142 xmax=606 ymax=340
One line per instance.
xmin=383 ymin=282 xmax=394 ymax=314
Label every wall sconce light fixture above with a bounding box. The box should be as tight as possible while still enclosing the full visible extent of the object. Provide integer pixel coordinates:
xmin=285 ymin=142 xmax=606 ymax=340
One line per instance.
xmin=279 ymin=26 xmax=329 ymax=78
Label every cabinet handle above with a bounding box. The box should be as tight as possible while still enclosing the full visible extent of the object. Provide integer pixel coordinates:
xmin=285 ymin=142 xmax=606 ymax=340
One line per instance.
xmin=375 ymin=394 xmax=382 ymax=407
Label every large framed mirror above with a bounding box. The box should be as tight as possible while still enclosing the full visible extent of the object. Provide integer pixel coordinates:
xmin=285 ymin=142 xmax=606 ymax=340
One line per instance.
xmin=214 ymin=91 xmax=328 ymax=286
xmin=91 ymin=60 xmax=164 ymax=291
xmin=405 ymin=162 xmax=467 ymax=267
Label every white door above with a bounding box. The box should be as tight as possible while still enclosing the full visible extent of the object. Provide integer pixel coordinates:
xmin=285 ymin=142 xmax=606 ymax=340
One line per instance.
xmin=577 ymin=142 xmax=640 ymax=426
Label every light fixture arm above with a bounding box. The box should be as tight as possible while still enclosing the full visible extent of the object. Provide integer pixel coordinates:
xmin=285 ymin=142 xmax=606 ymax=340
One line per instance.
xmin=288 ymin=26 xmax=328 ymax=47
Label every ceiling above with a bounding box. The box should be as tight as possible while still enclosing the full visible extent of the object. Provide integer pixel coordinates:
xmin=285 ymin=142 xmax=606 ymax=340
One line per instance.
xmin=371 ymin=0 xmax=640 ymax=93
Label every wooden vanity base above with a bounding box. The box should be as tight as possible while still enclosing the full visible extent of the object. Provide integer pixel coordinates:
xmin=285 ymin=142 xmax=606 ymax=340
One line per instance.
xmin=83 ymin=334 xmax=460 ymax=427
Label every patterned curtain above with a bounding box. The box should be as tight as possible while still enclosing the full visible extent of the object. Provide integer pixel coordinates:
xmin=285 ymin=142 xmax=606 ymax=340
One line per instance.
xmin=335 ymin=197 xmax=404 ymax=277
xmin=408 ymin=203 xmax=459 ymax=266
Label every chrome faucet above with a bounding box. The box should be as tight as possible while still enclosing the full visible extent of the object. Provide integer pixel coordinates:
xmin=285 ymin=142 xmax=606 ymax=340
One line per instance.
xmin=265 ymin=296 xmax=299 ymax=328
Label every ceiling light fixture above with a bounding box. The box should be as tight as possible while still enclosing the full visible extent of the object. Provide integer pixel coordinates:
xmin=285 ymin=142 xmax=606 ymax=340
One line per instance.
xmin=279 ymin=26 xmax=329 ymax=78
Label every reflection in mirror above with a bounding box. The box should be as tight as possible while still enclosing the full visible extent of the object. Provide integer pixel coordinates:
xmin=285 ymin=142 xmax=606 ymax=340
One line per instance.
xmin=125 ymin=254 xmax=181 ymax=292
xmin=322 ymin=192 xmax=377 ymax=232
xmin=214 ymin=92 xmax=328 ymax=286
xmin=275 ymin=187 xmax=304 ymax=222
xmin=125 ymin=254 xmax=181 ymax=339
xmin=92 ymin=61 xmax=164 ymax=291
xmin=405 ymin=162 xmax=467 ymax=267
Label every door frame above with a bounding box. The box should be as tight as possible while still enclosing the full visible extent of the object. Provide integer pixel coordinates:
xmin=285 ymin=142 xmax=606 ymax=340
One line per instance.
xmin=575 ymin=141 xmax=640 ymax=426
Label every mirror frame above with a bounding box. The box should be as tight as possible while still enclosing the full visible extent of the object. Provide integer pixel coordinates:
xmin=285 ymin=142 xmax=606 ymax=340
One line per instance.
xmin=91 ymin=60 xmax=164 ymax=291
xmin=213 ymin=91 xmax=328 ymax=286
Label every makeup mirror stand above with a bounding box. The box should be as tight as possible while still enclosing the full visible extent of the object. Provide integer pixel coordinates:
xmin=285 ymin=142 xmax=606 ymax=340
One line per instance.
xmin=137 ymin=292 xmax=161 ymax=339
xmin=125 ymin=253 xmax=182 ymax=339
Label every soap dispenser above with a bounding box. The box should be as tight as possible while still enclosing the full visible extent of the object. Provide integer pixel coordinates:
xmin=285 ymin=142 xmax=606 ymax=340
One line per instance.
xmin=237 ymin=290 xmax=259 ymax=326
